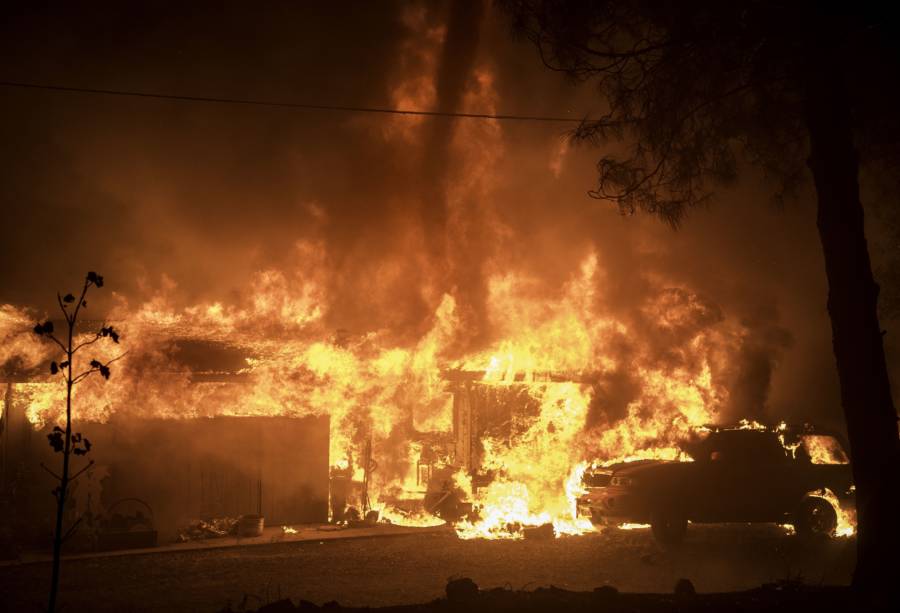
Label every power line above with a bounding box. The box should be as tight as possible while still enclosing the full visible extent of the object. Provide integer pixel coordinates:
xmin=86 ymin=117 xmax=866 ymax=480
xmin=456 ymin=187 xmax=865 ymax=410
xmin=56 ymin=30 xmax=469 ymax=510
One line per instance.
xmin=0 ymin=80 xmax=585 ymax=124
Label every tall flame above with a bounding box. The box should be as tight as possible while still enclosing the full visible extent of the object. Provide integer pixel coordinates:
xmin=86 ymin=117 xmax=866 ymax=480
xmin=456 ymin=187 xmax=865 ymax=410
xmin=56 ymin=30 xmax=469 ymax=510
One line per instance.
xmin=0 ymin=13 xmax=853 ymax=541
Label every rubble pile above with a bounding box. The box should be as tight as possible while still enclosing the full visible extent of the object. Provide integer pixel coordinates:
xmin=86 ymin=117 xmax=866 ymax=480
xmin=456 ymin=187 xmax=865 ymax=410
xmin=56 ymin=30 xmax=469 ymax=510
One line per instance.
xmin=177 ymin=517 xmax=239 ymax=542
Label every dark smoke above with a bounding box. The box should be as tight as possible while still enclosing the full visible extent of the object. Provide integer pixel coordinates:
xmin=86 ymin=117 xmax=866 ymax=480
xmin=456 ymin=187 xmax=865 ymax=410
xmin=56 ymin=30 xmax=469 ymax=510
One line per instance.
xmin=2 ymin=0 xmax=894 ymax=434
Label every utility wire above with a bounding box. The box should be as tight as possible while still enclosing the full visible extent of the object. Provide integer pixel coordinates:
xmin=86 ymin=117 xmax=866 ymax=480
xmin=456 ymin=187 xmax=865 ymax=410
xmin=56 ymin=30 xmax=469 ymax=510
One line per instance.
xmin=0 ymin=80 xmax=586 ymax=124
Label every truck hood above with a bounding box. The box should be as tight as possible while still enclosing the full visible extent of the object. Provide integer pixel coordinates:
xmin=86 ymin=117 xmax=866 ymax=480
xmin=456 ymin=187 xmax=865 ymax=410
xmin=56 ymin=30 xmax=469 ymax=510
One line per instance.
xmin=610 ymin=459 xmax=669 ymax=474
xmin=612 ymin=459 xmax=686 ymax=479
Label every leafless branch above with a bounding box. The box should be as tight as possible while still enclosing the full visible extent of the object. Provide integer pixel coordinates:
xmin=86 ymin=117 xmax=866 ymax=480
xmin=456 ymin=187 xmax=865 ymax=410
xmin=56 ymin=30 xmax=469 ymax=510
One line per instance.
xmin=45 ymin=334 xmax=68 ymax=355
xmin=70 ymin=279 xmax=91 ymax=326
xmin=72 ymin=352 xmax=129 ymax=385
xmin=56 ymin=292 xmax=72 ymax=325
xmin=61 ymin=516 xmax=83 ymax=543
xmin=72 ymin=332 xmax=103 ymax=354
xmin=71 ymin=370 xmax=94 ymax=386
xmin=68 ymin=460 xmax=95 ymax=482
xmin=40 ymin=462 xmax=62 ymax=482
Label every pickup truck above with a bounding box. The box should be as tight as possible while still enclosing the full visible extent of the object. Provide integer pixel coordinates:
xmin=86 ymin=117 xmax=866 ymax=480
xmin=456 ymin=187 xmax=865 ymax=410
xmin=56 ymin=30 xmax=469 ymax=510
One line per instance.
xmin=578 ymin=425 xmax=854 ymax=544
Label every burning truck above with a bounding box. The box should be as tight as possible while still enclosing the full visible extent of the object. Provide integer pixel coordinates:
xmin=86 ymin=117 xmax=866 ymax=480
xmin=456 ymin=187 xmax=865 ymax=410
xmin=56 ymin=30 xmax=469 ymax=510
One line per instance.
xmin=577 ymin=423 xmax=856 ymax=543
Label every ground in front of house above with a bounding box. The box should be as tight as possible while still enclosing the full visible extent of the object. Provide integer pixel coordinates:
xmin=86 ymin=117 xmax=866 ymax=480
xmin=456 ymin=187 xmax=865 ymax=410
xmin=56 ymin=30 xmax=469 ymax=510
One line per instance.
xmin=0 ymin=524 xmax=855 ymax=613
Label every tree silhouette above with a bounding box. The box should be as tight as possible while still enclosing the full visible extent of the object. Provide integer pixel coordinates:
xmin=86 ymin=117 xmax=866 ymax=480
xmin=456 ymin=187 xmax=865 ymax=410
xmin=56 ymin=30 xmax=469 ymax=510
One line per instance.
xmin=501 ymin=0 xmax=899 ymax=598
xmin=32 ymin=272 xmax=122 ymax=613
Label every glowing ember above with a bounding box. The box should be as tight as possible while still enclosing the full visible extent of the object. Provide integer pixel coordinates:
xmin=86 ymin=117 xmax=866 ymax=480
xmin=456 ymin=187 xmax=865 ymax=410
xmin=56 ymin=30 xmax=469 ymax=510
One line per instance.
xmin=818 ymin=488 xmax=856 ymax=538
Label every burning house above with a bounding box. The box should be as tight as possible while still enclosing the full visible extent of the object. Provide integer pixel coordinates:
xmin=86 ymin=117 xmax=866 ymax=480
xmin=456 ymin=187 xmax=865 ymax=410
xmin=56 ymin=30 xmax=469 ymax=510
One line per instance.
xmin=5 ymin=1 xmax=900 ymax=609
xmin=1 ymin=339 xmax=330 ymax=548
xmin=1 ymin=254 xmax=848 ymax=549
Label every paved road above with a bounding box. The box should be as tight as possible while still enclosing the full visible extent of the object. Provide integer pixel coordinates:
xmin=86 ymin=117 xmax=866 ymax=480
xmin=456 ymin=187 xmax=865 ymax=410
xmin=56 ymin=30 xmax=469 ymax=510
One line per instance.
xmin=0 ymin=525 xmax=855 ymax=612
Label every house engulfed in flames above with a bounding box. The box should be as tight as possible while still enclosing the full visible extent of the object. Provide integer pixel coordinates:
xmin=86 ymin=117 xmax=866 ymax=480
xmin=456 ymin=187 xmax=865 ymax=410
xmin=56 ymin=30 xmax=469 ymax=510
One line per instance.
xmin=1 ymin=252 xmax=850 ymax=545
xmin=1 ymin=341 xmax=332 ymax=546
xmin=0 ymin=353 xmax=712 ymax=545
xmin=0 ymin=348 xmax=611 ymax=544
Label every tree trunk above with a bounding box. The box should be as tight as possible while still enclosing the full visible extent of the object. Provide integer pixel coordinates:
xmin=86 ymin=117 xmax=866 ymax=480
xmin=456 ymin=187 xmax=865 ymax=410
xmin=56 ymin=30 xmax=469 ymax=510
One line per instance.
xmin=48 ymin=323 xmax=74 ymax=612
xmin=804 ymin=59 xmax=900 ymax=596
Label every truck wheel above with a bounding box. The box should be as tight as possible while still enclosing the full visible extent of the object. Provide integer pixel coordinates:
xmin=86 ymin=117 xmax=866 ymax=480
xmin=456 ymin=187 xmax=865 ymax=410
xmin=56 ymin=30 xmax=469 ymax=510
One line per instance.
xmin=650 ymin=508 xmax=687 ymax=545
xmin=795 ymin=497 xmax=837 ymax=538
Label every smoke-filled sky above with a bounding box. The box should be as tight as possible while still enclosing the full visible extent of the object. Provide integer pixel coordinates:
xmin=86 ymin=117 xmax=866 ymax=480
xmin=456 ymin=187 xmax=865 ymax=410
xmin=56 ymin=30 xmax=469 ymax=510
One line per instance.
xmin=2 ymin=1 xmax=897 ymax=431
